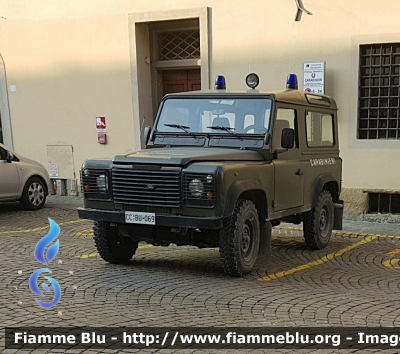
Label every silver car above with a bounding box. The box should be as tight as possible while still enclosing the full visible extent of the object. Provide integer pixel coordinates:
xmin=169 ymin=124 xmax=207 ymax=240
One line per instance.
xmin=0 ymin=143 xmax=50 ymax=210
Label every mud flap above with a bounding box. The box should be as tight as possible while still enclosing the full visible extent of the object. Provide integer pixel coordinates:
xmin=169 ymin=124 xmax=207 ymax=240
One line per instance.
xmin=333 ymin=200 xmax=344 ymax=230
xmin=259 ymin=220 xmax=272 ymax=256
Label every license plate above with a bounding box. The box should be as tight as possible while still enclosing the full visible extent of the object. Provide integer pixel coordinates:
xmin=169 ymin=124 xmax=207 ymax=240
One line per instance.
xmin=125 ymin=211 xmax=155 ymax=225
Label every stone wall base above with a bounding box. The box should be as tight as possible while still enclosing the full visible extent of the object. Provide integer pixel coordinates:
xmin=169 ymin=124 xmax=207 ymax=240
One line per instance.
xmin=341 ymin=188 xmax=400 ymax=223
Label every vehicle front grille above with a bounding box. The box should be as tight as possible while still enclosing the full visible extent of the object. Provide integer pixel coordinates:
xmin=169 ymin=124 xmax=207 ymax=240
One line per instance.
xmin=112 ymin=168 xmax=181 ymax=207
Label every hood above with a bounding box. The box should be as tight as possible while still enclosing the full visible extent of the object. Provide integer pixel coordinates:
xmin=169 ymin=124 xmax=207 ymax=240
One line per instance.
xmin=113 ymin=147 xmax=264 ymax=166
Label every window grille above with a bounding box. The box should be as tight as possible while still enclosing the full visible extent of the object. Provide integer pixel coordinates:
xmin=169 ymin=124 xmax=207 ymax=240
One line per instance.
xmin=368 ymin=193 xmax=400 ymax=214
xmin=158 ymin=30 xmax=200 ymax=61
xmin=358 ymin=43 xmax=400 ymax=139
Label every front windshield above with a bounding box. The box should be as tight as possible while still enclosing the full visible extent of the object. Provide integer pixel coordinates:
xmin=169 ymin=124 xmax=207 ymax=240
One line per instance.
xmin=156 ymin=97 xmax=272 ymax=135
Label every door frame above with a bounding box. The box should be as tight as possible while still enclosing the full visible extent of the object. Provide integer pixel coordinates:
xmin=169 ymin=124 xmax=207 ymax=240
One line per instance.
xmin=128 ymin=7 xmax=211 ymax=150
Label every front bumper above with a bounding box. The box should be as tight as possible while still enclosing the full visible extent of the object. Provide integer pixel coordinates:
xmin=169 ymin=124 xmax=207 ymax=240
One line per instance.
xmin=77 ymin=208 xmax=224 ymax=230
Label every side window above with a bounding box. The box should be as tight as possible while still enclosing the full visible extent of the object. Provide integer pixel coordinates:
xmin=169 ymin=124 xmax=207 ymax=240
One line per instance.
xmin=306 ymin=112 xmax=334 ymax=147
xmin=273 ymin=108 xmax=296 ymax=150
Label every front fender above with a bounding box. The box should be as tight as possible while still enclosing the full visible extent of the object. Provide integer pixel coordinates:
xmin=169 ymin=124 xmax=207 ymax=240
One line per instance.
xmin=223 ymin=179 xmax=265 ymax=218
xmin=311 ymin=173 xmax=339 ymax=207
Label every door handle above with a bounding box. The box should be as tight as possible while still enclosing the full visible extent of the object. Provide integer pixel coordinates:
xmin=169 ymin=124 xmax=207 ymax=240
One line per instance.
xmin=295 ymin=169 xmax=305 ymax=176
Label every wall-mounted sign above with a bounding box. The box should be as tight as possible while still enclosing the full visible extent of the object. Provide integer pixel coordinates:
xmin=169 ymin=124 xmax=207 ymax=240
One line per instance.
xmin=303 ymin=61 xmax=325 ymax=94
xmin=48 ymin=163 xmax=59 ymax=178
xmin=96 ymin=117 xmax=106 ymax=133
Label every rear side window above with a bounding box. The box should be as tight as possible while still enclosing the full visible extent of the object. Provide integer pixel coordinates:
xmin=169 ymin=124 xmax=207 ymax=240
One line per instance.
xmin=306 ymin=112 xmax=334 ymax=147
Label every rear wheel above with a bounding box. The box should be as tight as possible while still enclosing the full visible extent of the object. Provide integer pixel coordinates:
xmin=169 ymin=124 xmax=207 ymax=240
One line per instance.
xmin=303 ymin=190 xmax=334 ymax=249
xmin=219 ymin=199 xmax=260 ymax=276
xmin=19 ymin=177 xmax=47 ymax=210
xmin=94 ymin=221 xmax=138 ymax=263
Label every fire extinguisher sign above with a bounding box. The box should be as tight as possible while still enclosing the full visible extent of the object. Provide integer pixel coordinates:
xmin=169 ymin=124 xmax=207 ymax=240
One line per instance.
xmin=96 ymin=117 xmax=106 ymax=133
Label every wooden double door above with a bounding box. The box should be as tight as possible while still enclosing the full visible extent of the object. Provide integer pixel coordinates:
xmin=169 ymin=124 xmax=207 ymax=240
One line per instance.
xmin=162 ymin=69 xmax=201 ymax=95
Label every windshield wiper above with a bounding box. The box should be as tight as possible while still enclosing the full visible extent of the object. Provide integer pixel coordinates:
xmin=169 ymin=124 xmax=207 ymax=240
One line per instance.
xmin=164 ymin=123 xmax=191 ymax=133
xmin=207 ymin=126 xmax=237 ymax=135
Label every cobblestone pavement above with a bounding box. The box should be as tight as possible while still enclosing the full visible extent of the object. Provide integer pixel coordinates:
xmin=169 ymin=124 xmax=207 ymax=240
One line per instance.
xmin=1 ymin=196 xmax=400 ymax=353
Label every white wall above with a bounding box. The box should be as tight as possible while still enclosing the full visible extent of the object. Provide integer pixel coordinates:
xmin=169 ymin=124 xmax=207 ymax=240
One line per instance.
xmin=0 ymin=0 xmax=399 ymax=194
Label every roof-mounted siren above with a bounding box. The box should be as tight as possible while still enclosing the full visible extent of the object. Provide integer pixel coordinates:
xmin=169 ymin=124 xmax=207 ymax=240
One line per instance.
xmin=245 ymin=73 xmax=260 ymax=89
xmin=215 ymin=75 xmax=226 ymax=90
xmin=286 ymin=74 xmax=298 ymax=90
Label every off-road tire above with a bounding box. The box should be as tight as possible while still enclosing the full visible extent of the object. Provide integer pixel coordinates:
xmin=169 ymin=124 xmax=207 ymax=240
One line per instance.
xmin=303 ymin=190 xmax=334 ymax=250
xmin=19 ymin=177 xmax=47 ymax=210
xmin=93 ymin=221 xmax=138 ymax=263
xmin=219 ymin=199 xmax=260 ymax=277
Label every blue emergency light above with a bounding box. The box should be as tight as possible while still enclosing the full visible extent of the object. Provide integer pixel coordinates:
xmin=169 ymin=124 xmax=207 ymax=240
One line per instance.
xmin=215 ymin=75 xmax=226 ymax=90
xmin=286 ymin=74 xmax=298 ymax=90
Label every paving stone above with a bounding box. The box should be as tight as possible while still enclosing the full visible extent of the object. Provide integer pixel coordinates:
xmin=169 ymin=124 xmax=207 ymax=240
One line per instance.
xmin=1 ymin=199 xmax=400 ymax=353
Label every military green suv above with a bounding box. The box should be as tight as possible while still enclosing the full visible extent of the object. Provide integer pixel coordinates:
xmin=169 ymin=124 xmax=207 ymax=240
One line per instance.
xmin=78 ymin=74 xmax=343 ymax=277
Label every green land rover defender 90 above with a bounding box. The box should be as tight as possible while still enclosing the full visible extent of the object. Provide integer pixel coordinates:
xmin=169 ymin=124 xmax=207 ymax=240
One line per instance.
xmin=78 ymin=74 xmax=343 ymax=277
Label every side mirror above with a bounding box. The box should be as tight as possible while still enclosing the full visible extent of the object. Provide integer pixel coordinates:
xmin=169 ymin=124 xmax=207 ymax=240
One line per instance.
xmin=142 ymin=126 xmax=151 ymax=147
xmin=6 ymin=151 xmax=14 ymax=162
xmin=281 ymin=128 xmax=295 ymax=149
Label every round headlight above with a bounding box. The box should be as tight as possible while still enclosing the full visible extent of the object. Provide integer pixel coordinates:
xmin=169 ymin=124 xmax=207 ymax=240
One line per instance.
xmin=245 ymin=73 xmax=259 ymax=89
xmin=189 ymin=179 xmax=204 ymax=198
xmin=96 ymin=174 xmax=107 ymax=192
xmin=83 ymin=169 xmax=90 ymax=177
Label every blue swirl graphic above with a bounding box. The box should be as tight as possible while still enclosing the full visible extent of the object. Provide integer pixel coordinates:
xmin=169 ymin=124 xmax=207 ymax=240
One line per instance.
xmin=29 ymin=268 xmax=61 ymax=308
xmin=30 ymin=218 xmax=62 ymax=309
xmin=34 ymin=218 xmax=60 ymax=265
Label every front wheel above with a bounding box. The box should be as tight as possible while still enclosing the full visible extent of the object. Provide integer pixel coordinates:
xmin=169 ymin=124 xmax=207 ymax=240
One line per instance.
xmin=303 ymin=190 xmax=334 ymax=249
xmin=19 ymin=177 xmax=47 ymax=210
xmin=219 ymin=199 xmax=260 ymax=277
xmin=93 ymin=221 xmax=138 ymax=263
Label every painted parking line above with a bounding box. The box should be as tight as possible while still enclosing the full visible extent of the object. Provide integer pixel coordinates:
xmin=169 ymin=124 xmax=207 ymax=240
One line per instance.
xmin=75 ymin=245 xmax=154 ymax=259
xmin=4 ymin=219 xmax=400 ymax=274
xmin=258 ymin=235 xmax=378 ymax=282
xmin=382 ymin=249 xmax=400 ymax=269
xmin=75 ymin=228 xmax=93 ymax=237
xmin=76 ymin=252 xmax=99 ymax=259
xmin=276 ymin=225 xmax=400 ymax=238
xmin=0 ymin=219 xmax=88 ymax=235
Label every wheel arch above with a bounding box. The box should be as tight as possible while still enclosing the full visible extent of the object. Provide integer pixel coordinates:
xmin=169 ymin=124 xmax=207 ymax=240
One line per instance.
xmin=21 ymin=174 xmax=49 ymax=197
xmin=224 ymin=179 xmax=267 ymax=220
xmin=311 ymin=174 xmax=339 ymax=207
